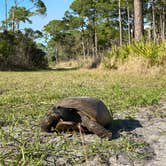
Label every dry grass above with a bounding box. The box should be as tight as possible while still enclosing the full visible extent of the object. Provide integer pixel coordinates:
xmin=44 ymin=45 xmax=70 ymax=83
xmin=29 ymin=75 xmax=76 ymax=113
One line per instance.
xmin=50 ymin=57 xmax=102 ymax=69
xmin=51 ymin=56 xmax=166 ymax=76
xmin=116 ymin=56 xmax=166 ymax=75
xmin=50 ymin=59 xmax=81 ymax=69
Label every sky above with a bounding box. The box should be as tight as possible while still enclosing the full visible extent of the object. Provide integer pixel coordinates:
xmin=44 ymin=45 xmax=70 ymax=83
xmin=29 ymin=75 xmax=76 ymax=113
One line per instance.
xmin=0 ymin=0 xmax=74 ymax=31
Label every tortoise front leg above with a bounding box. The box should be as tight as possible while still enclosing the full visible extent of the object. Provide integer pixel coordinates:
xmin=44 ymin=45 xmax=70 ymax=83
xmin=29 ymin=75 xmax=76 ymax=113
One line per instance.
xmin=40 ymin=110 xmax=61 ymax=132
xmin=80 ymin=114 xmax=112 ymax=140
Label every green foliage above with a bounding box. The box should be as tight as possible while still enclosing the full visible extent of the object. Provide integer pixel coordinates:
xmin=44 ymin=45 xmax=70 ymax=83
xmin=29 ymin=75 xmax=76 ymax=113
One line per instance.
xmin=131 ymin=41 xmax=165 ymax=65
xmin=0 ymin=31 xmax=16 ymax=62
xmin=43 ymin=0 xmax=134 ymax=61
xmin=0 ymin=31 xmax=48 ymax=70
xmin=44 ymin=19 xmax=82 ymax=61
xmin=1 ymin=0 xmax=46 ymax=32
xmin=8 ymin=7 xmax=32 ymax=25
xmin=42 ymin=0 xmax=166 ymax=64
xmin=104 ymin=41 xmax=166 ymax=69
xmin=34 ymin=0 xmax=47 ymax=15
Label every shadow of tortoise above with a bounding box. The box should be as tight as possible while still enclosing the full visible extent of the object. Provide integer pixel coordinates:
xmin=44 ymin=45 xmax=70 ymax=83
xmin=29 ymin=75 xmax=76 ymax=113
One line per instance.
xmin=110 ymin=119 xmax=142 ymax=139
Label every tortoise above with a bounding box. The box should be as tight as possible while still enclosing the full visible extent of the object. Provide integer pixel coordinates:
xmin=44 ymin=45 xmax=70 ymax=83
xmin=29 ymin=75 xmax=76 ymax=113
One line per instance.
xmin=40 ymin=96 xmax=113 ymax=139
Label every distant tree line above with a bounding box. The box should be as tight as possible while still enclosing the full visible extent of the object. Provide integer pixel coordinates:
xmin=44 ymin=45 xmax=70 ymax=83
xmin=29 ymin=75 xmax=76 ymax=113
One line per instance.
xmin=0 ymin=30 xmax=48 ymax=70
xmin=44 ymin=0 xmax=165 ymax=62
xmin=0 ymin=0 xmax=47 ymax=70
xmin=0 ymin=0 xmax=165 ymax=69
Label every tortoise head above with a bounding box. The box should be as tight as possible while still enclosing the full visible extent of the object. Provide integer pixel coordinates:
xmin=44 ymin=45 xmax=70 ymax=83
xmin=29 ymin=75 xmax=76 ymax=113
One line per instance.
xmin=40 ymin=107 xmax=61 ymax=132
xmin=40 ymin=106 xmax=82 ymax=132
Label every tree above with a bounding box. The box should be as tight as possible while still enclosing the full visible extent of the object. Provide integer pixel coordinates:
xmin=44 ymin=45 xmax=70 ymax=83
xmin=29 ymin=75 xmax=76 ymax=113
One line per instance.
xmin=0 ymin=31 xmax=48 ymax=70
xmin=134 ymin=0 xmax=143 ymax=41
xmin=151 ymin=0 xmax=156 ymax=42
xmin=4 ymin=0 xmax=8 ymax=30
xmin=3 ymin=0 xmax=46 ymax=31
xmin=43 ymin=0 xmax=166 ymax=64
xmin=126 ymin=0 xmax=131 ymax=43
xmin=64 ymin=11 xmax=86 ymax=60
xmin=70 ymin=0 xmax=99 ymax=58
xmin=44 ymin=0 xmax=135 ymax=61
xmin=119 ymin=0 xmax=122 ymax=46
xmin=44 ymin=19 xmax=81 ymax=62
xmin=0 ymin=0 xmax=47 ymax=70
xmin=11 ymin=0 xmax=17 ymax=31
xmin=144 ymin=0 xmax=166 ymax=42
xmin=8 ymin=7 xmax=33 ymax=30
xmin=153 ymin=0 xmax=166 ymax=41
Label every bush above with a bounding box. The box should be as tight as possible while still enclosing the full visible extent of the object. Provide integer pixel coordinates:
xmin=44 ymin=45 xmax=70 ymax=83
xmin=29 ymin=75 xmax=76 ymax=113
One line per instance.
xmin=103 ymin=41 xmax=166 ymax=69
xmin=0 ymin=31 xmax=48 ymax=70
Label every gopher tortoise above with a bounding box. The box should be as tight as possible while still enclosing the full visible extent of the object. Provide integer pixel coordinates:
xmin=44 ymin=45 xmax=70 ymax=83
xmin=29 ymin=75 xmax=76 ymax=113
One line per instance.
xmin=40 ymin=96 xmax=113 ymax=139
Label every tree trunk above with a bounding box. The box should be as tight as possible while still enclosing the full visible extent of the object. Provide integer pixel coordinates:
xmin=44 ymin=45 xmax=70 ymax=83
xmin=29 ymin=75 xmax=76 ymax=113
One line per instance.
xmin=147 ymin=28 xmax=151 ymax=42
xmin=12 ymin=10 xmax=15 ymax=32
xmin=127 ymin=0 xmax=131 ymax=44
xmin=94 ymin=28 xmax=98 ymax=57
xmin=134 ymin=0 xmax=143 ymax=41
xmin=152 ymin=1 xmax=156 ymax=42
xmin=55 ymin=44 xmax=59 ymax=63
xmin=91 ymin=19 xmax=97 ymax=59
xmin=86 ymin=37 xmax=90 ymax=57
xmin=119 ymin=0 xmax=122 ymax=45
xmin=92 ymin=9 xmax=97 ymax=58
xmin=4 ymin=0 xmax=8 ymax=31
xmin=12 ymin=0 xmax=17 ymax=32
xmin=162 ymin=7 xmax=165 ymax=41
xmin=81 ymin=24 xmax=86 ymax=61
xmin=160 ymin=13 xmax=162 ymax=42
xmin=81 ymin=36 xmax=86 ymax=61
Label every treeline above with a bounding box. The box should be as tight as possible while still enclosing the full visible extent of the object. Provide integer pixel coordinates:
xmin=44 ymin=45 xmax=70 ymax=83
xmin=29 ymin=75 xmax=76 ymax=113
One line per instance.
xmin=0 ymin=0 xmax=165 ymax=70
xmin=44 ymin=0 xmax=166 ymax=63
xmin=0 ymin=0 xmax=47 ymax=70
xmin=0 ymin=30 xmax=47 ymax=70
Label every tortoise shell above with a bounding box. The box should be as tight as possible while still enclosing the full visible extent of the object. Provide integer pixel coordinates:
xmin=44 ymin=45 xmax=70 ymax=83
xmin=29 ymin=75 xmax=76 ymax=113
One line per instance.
xmin=56 ymin=96 xmax=113 ymax=128
xmin=41 ymin=96 xmax=113 ymax=139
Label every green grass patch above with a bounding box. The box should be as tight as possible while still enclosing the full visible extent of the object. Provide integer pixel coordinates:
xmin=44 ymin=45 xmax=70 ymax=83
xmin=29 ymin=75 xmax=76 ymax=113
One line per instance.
xmin=0 ymin=69 xmax=166 ymax=164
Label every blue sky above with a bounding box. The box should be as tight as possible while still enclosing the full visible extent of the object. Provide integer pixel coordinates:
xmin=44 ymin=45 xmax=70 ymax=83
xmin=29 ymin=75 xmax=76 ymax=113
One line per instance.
xmin=0 ymin=0 xmax=73 ymax=30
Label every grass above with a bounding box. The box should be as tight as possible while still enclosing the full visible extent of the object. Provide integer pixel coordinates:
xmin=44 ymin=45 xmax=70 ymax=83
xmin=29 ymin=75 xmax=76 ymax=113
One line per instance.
xmin=0 ymin=69 xmax=166 ymax=165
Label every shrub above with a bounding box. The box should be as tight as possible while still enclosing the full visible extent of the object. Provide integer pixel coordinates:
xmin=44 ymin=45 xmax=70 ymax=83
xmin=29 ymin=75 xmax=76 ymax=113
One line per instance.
xmin=0 ymin=31 xmax=48 ymax=70
xmin=103 ymin=41 xmax=166 ymax=69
